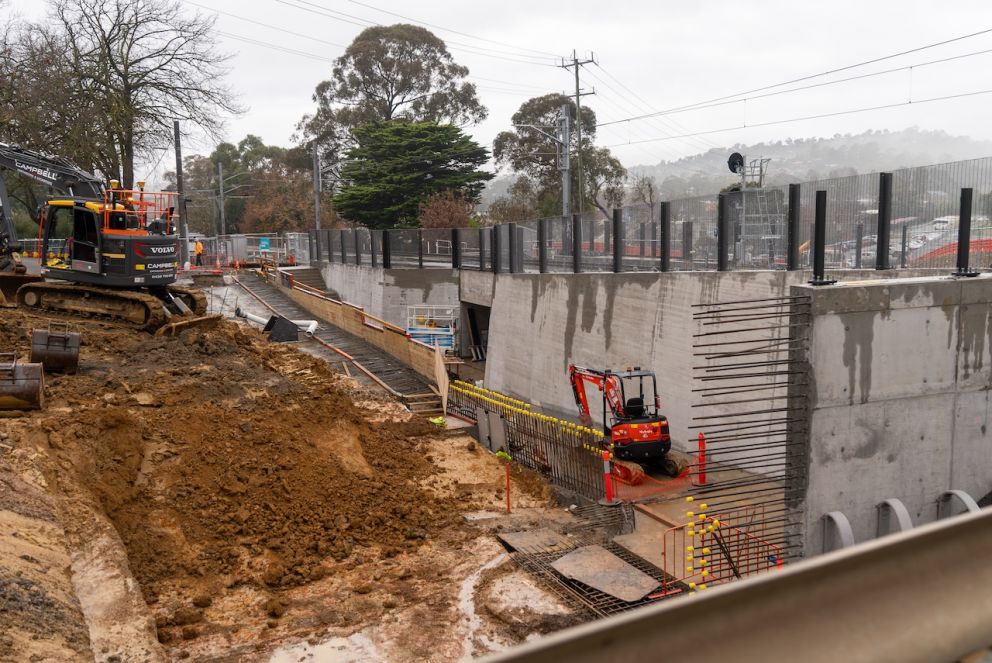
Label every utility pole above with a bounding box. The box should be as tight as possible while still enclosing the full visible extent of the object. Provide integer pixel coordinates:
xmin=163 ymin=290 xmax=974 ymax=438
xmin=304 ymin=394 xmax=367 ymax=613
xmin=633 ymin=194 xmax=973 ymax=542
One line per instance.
xmin=559 ymin=103 xmax=571 ymax=218
xmin=173 ymin=120 xmax=190 ymax=266
xmin=560 ymin=50 xmax=596 ymax=214
xmin=312 ymin=147 xmax=321 ymax=232
xmin=218 ymin=161 xmax=226 ymax=236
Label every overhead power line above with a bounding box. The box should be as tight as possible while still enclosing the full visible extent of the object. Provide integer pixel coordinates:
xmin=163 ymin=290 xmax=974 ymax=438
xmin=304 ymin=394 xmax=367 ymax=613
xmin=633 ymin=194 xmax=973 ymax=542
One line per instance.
xmin=276 ymin=0 xmax=561 ymax=67
xmin=603 ymin=87 xmax=992 ymax=148
xmin=345 ymin=0 xmax=562 ymax=60
xmin=599 ymin=46 xmax=992 ymax=129
xmin=186 ymin=0 xmax=347 ymax=48
xmin=218 ymin=31 xmax=336 ymax=62
xmin=597 ymin=26 xmax=992 ymax=127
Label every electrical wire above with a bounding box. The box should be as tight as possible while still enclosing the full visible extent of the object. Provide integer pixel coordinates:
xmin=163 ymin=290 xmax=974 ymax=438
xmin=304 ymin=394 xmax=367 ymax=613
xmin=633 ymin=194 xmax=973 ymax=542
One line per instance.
xmin=218 ymin=31 xmax=336 ymax=62
xmin=276 ymin=0 xmax=561 ymax=67
xmin=185 ymin=0 xmax=347 ymax=48
xmin=600 ymin=46 xmax=992 ymax=128
xmin=592 ymin=62 xmax=720 ymax=150
xmin=597 ymin=26 xmax=992 ymax=127
xmin=346 ymin=0 xmax=562 ymax=59
xmin=603 ymin=87 xmax=992 ymax=148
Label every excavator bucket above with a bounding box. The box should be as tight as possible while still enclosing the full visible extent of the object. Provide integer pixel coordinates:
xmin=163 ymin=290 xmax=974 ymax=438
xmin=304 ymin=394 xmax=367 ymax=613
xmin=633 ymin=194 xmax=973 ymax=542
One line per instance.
xmin=154 ymin=314 xmax=223 ymax=337
xmin=30 ymin=324 xmax=80 ymax=374
xmin=0 ymin=353 xmax=44 ymax=410
xmin=613 ymin=460 xmax=647 ymax=486
xmin=0 ymin=272 xmax=42 ymax=308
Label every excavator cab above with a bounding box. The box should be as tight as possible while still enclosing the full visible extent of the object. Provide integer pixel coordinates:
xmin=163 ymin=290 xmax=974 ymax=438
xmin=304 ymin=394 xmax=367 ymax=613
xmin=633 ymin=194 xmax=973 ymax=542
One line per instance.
xmin=38 ymin=185 xmax=181 ymax=288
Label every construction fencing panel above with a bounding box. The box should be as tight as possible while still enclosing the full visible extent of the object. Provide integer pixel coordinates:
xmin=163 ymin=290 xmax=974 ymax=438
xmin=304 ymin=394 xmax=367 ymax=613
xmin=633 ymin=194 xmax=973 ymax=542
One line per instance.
xmin=460 ymin=228 xmax=481 ymax=269
xmin=620 ymin=203 xmax=659 ymax=272
xmin=447 ymin=381 xmax=607 ymax=502
xmin=388 ymin=229 xmax=420 ymax=268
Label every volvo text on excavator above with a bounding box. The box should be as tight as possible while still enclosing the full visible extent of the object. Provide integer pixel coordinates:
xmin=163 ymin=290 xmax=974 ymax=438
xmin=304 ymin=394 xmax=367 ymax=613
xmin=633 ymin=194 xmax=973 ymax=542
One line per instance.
xmin=568 ymin=364 xmax=679 ymax=484
xmin=0 ymin=142 xmax=208 ymax=331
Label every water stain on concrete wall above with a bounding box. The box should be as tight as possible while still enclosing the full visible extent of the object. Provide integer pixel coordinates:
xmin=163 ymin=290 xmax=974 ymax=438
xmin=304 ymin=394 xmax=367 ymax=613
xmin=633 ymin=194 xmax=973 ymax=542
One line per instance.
xmin=841 ymin=312 xmax=875 ymax=405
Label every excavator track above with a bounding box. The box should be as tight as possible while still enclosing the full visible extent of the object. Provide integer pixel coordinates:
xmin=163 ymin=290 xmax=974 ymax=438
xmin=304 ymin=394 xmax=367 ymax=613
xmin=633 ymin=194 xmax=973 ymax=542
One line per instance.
xmin=17 ymin=281 xmax=169 ymax=331
xmin=167 ymin=285 xmax=208 ymax=316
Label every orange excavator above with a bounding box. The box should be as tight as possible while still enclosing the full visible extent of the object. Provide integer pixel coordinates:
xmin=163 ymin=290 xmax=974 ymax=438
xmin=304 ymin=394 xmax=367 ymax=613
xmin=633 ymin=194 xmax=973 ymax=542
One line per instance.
xmin=568 ymin=364 xmax=679 ymax=484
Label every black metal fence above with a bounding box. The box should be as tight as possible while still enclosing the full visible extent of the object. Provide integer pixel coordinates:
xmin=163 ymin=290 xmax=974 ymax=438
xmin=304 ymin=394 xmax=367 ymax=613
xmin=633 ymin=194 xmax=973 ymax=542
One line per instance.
xmin=447 ymin=381 xmax=606 ymax=502
xmin=311 ymin=156 xmax=992 ymax=276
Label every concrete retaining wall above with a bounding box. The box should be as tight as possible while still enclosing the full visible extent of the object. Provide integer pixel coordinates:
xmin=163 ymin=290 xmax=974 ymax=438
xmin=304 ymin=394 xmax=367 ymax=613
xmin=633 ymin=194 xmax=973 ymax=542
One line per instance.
xmin=318 ymin=262 xmax=460 ymax=328
xmin=793 ymin=275 xmax=992 ymax=556
xmin=270 ymin=272 xmax=441 ymax=387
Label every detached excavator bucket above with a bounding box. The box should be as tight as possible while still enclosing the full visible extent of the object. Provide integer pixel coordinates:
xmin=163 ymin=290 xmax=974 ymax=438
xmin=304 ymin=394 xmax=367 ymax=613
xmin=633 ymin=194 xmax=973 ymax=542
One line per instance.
xmin=155 ymin=314 xmax=223 ymax=337
xmin=0 ymin=272 xmax=42 ymax=307
xmin=30 ymin=324 xmax=80 ymax=374
xmin=0 ymin=353 xmax=44 ymax=410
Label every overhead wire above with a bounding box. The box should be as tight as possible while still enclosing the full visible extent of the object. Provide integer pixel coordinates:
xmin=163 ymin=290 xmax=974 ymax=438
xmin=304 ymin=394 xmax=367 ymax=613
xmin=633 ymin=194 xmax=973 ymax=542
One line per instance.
xmin=602 ymin=87 xmax=992 ymax=148
xmin=345 ymin=0 xmax=562 ymax=59
xmin=597 ymin=25 xmax=992 ymax=127
xmin=599 ymin=46 xmax=992 ymax=128
xmin=276 ymin=0 xmax=561 ymax=67
xmin=592 ymin=61 xmax=720 ymax=150
xmin=185 ymin=0 xmax=348 ymax=48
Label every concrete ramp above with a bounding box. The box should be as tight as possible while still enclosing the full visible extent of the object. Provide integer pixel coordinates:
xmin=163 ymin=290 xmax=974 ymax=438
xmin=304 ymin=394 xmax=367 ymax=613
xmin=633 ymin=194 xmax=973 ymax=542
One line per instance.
xmin=551 ymin=545 xmax=659 ymax=602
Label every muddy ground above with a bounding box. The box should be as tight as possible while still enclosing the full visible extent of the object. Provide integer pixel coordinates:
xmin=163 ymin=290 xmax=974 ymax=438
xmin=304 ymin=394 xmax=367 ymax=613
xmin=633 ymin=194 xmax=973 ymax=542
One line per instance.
xmin=0 ymin=309 xmax=581 ymax=662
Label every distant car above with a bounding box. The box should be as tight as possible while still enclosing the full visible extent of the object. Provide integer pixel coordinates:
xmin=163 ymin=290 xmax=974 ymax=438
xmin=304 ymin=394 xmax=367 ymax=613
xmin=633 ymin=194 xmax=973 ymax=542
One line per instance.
xmin=932 ymin=215 xmax=957 ymax=230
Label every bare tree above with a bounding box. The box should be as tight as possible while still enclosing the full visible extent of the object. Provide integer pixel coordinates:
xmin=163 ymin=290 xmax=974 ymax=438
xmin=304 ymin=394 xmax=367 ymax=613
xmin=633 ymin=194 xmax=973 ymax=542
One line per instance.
xmin=52 ymin=0 xmax=243 ymax=186
xmin=630 ymin=174 xmax=658 ymax=207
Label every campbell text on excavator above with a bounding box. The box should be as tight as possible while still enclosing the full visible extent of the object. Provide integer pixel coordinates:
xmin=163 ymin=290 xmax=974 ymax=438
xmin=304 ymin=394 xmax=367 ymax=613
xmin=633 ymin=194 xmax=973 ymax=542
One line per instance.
xmin=0 ymin=142 xmax=214 ymax=333
xmin=568 ymin=363 xmax=680 ymax=485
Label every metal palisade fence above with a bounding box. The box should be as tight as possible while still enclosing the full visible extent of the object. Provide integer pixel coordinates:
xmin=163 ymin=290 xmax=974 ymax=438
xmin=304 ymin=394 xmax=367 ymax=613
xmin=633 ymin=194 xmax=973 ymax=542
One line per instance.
xmin=310 ymin=156 xmax=992 ymax=276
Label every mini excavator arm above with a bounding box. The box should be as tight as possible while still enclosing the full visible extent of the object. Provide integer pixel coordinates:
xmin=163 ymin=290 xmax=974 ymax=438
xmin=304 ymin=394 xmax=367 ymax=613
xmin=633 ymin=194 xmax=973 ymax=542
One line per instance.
xmin=568 ymin=364 xmax=626 ymax=426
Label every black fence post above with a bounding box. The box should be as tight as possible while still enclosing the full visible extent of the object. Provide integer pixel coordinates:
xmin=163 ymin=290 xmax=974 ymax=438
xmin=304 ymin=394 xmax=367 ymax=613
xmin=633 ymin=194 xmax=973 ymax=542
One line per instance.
xmin=955 ymin=187 xmax=977 ymax=276
xmin=451 ymin=228 xmax=461 ymax=269
xmin=417 ymin=229 xmax=424 ymax=268
xmin=651 ymin=219 xmax=658 ymax=259
xmin=876 ymin=172 xmax=893 ymax=270
xmin=639 ymin=222 xmax=646 ymax=258
xmin=683 ymin=221 xmax=694 ymax=270
xmin=354 ymin=228 xmax=361 ymax=265
xmin=492 ymin=226 xmax=502 ymax=274
xmin=507 ymin=222 xmax=518 ymax=273
xmin=660 ymin=201 xmax=671 ymax=272
xmin=900 ymin=225 xmax=908 ymax=269
xmin=371 ymin=230 xmax=378 ymax=267
xmin=479 ymin=227 xmax=487 ymax=271
xmin=612 ymin=208 xmax=623 ymax=273
xmin=855 ymin=223 xmax=863 ymax=269
xmin=572 ymin=213 xmax=582 ymax=273
xmin=810 ymin=190 xmax=836 ymax=285
xmin=538 ymin=219 xmax=548 ymax=273
xmin=339 ymin=229 xmax=346 ymax=263
xmin=382 ymin=230 xmax=392 ymax=268
xmin=717 ymin=193 xmax=729 ymax=272
xmin=787 ymin=183 xmax=800 ymax=271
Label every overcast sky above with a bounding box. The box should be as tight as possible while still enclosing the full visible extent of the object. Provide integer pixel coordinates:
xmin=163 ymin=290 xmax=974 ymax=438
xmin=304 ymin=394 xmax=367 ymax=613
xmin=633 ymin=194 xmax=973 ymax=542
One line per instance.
xmin=7 ymin=0 xmax=992 ymax=181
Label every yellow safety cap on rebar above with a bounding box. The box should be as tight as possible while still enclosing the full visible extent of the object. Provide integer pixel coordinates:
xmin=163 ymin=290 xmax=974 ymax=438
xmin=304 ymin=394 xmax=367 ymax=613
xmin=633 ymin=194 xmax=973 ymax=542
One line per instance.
xmin=687 ymin=530 xmax=695 ymax=537
xmin=686 ymin=545 xmax=694 ymax=552
xmin=707 ymin=525 xmax=715 ymax=533
xmin=685 ymin=511 xmax=694 ymax=518
xmin=713 ymin=519 xmax=721 ymax=527
xmin=699 ymin=503 xmax=708 ymax=511
xmin=698 ymin=583 xmax=707 ymax=590
xmin=688 ymin=582 xmax=696 ymax=589
xmin=686 ymin=566 xmax=693 ymax=573
xmin=702 ymin=547 xmax=711 ymax=554
xmin=698 ymin=514 xmax=706 ymax=521
xmin=701 ymin=570 xmax=709 ymax=577
xmin=685 ymin=496 xmax=694 ymax=503
xmin=699 ymin=559 xmax=707 ymax=566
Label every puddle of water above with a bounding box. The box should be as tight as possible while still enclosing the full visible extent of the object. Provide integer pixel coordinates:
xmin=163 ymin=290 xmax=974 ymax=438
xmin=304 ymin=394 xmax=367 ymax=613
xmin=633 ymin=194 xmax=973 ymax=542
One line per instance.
xmin=268 ymin=632 xmax=384 ymax=663
xmin=457 ymin=553 xmax=508 ymax=661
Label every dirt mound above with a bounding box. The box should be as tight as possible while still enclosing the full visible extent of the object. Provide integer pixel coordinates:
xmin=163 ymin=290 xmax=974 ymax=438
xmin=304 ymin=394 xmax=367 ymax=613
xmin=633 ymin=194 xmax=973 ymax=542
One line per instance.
xmin=11 ymin=314 xmax=456 ymax=602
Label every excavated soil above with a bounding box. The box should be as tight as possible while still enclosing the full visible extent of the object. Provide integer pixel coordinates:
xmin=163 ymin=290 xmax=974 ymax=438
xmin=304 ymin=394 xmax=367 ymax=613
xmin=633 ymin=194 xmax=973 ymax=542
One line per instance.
xmin=1 ymin=307 xmax=574 ymax=661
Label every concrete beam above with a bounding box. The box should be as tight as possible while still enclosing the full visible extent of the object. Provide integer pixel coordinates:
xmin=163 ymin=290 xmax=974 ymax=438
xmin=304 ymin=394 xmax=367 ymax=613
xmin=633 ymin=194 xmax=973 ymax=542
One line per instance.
xmin=482 ymin=507 xmax=992 ymax=663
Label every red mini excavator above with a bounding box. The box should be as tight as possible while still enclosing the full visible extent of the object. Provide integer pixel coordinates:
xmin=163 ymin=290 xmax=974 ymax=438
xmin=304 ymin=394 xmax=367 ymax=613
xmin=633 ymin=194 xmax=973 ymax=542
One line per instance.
xmin=568 ymin=364 xmax=678 ymax=484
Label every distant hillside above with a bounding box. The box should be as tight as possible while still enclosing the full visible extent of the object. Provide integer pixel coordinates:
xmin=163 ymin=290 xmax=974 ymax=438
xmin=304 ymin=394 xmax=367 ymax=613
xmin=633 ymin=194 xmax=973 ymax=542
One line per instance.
xmin=630 ymin=127 xmax=992 ymax=196
xmin=481 ymin=128 xmax=992 ymax=207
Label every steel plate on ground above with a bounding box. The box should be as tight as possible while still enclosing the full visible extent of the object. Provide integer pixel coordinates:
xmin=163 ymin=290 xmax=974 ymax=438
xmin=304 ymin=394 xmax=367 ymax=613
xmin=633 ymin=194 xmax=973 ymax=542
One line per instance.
xmin=497 ymin=529 xmax=573 ymax=554
xmin=551 ymin=545 xmax=659 ymax=602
